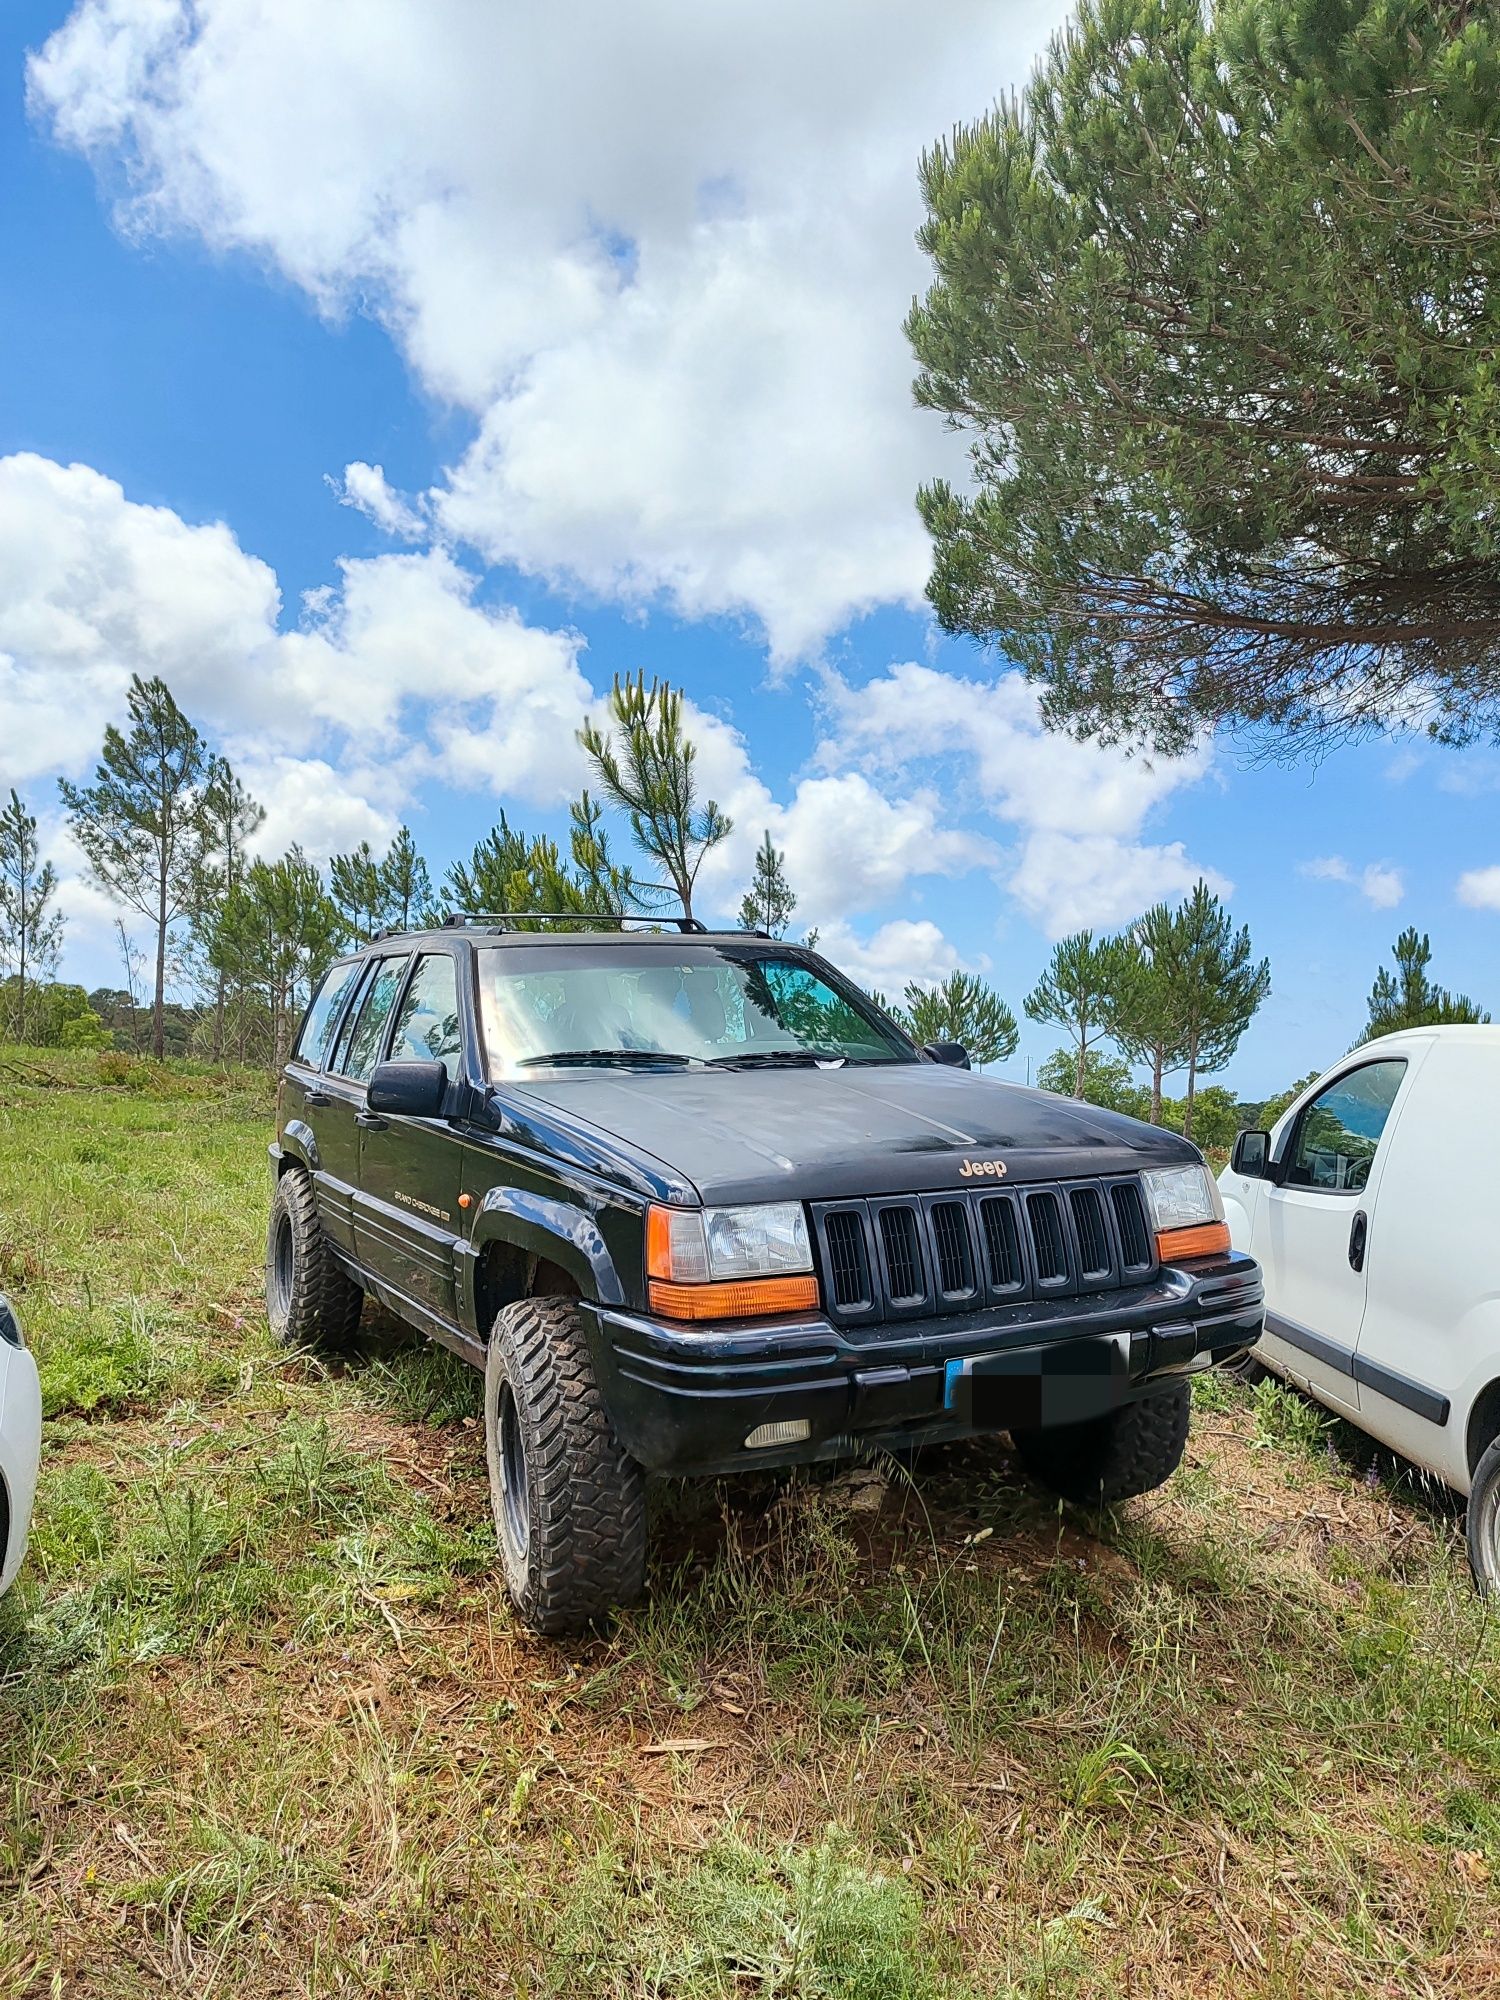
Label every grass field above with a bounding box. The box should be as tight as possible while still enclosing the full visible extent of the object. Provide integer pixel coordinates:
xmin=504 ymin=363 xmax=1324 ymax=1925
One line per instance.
xmin=1 ymin=1048 xmax=1498 ymax=1997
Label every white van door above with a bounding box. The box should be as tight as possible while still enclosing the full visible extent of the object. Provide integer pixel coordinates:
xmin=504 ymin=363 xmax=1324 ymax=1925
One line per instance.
xmin=1252 ymin=1056 xmax=1413 ymax=1413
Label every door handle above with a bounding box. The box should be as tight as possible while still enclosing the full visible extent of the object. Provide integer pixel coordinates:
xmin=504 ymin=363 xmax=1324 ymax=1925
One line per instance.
xmin=355 ymin=1110 xmax=388 ymax=1131
xmin=1348 ymin=1209 xmax=1368 ymax=1272
xmin=305 ymin=1089 xmax=331 ymax=1108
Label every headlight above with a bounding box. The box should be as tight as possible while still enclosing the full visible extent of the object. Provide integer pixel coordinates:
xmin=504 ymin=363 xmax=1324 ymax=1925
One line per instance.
xmin=1140 ymin=1165 xmax=1228 ymax=1261
xmin=647 ymin=1203 xmax=817 ymax=1319
xmin=1141 ymin=1165 xmax=1223 ymax=1233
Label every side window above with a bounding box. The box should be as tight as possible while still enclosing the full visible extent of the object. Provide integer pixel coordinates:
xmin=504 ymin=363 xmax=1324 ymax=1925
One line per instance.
xmin=292 ymin=960 xmax=361 ymax=1068
xmin=337 ymin=956 xmax=412 ymax=1084
xmin=1286 ymin=1059 xmax=1406 ymax=1193
xmin=387 ymin=954 xmax=463 ymax=1078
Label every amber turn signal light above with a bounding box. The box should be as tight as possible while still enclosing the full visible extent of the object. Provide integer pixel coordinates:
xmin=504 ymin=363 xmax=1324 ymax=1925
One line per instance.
xmin=647 ymin=1274 xmax=820 ymax=1321
xmin=1155 ymin=1221 xmax=1230 ymax=1262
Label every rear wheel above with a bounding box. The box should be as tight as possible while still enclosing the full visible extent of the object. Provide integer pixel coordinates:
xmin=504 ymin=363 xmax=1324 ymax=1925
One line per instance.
xmin=484 ymin=1295 xmax=647 ymax=1636
xmin=1012 ymin=1379 xmax=1192 ymax=1505
xmin=265 ymin=1169 xmax=363 ymax=1349
xmin=1466 ymin=1438 xmax=1500 ymax=1596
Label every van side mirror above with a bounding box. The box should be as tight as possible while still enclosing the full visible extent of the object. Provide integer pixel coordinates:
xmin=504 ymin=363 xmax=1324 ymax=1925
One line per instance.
xmin=923 ymin=1041 xmax=971 ymax=1070
xmin=1231 ymin=1129 xmax=1270 ymax=1178
xmin=367 ymin=1059 xmax=449 ymax=1117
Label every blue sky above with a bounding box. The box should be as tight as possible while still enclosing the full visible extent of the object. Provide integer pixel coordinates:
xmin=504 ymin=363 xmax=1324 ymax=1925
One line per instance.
xmin=2 ymin=0 xmax=1496 ymax=1101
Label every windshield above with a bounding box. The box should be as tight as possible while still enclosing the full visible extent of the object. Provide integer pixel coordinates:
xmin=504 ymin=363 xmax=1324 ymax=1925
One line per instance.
xmin=475 ymin=942 xmax=914 ymax=1078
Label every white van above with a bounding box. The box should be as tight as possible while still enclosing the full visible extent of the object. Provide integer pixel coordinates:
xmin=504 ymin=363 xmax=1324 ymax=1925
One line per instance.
xmin=1219 ymin=1026 xmax=1500 ymax=1591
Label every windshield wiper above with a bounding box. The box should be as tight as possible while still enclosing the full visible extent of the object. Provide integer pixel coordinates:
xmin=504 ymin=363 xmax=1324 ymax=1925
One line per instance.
xmin=708 ymin=1048 xmax=848 ymax=1068
xmin=515 ymin=1048 xmax=706 ymax=1069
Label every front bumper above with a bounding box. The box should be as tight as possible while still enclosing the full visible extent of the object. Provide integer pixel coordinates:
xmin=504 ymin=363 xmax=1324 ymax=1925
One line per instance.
xmin=0 ymin=1335 xmax=43 ymax=1595
xmin=584 ymin=1249 xmax=1262 ymax=1475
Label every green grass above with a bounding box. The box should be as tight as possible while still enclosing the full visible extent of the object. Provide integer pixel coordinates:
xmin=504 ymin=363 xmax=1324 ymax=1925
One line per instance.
xmin=1 ymin=1046 xmax=1497 ymax=1997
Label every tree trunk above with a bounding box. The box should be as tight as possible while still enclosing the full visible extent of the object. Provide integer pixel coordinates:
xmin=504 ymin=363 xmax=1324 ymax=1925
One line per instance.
xmin=1150 ymin=1045 xmax=1164 ymax=1126
xmin=1074 ymin=1031 xmax=1086 ymax=1098
xmin=15 ymin=874 xmax=26 ymax=1045
xmin=153 ymin=856 xmax=168 ymax=1061
xmin=1182 ymin=1047 xmax=1198 ymax=1141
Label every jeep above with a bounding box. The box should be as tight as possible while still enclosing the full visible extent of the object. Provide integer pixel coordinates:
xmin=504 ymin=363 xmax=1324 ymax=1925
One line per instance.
xmin=267 ymin=915 xmax=1263 ymax=1633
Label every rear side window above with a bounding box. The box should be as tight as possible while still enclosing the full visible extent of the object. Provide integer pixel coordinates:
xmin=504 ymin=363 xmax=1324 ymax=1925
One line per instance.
xmin=387 ymin=954 xmax=463 ymax=1077
xmin=292 ymin=961 xmax=361 ymax=1068
xmin=336 ymin=956 xmax=412 ymax=1083
xmin=1286 ymin=1059 xmax=1406 ymax=1193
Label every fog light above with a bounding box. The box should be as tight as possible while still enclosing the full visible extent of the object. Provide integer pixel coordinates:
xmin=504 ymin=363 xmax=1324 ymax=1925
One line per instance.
xmin=744 ymin=1418 xmax=812 ymax=1451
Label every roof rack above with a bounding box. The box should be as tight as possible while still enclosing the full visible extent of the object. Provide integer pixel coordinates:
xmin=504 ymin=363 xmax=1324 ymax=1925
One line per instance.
xmin=439 ymin=910 xmax=709 ymax=934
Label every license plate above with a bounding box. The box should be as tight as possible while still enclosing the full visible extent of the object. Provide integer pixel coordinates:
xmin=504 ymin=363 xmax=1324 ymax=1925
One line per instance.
xmin=945 ymin=1334 xmax=1129 ymax=1429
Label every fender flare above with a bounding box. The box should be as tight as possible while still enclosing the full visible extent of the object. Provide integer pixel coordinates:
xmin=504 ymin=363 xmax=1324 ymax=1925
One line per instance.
xmin=469 ymin=1187 xmax=626 ymax=1306
xmin=277 ymin=1120 xmax=321 ymax=1175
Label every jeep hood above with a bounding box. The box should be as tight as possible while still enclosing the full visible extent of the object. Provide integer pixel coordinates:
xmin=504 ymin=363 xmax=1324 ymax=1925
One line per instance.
xmin=510 ymin=1061 xmax=1198 ymax=1206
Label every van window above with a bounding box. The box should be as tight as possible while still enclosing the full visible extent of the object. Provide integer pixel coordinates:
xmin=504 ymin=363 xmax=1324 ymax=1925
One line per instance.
xmin=292 ymin=960 xmax=361 ymax=1068
xmin=336 ymin=956 xmax=412 ymax=1084
xmin=1286 ymin=1059 xmax=1406 ymax=1193
xmin=387 ymin=954 xmax=463 ymax=1077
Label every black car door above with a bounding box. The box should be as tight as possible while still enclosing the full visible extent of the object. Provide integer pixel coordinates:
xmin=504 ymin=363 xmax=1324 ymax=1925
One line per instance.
xmin=354 ymin=950 xmax=466 ymax=1321
xmin=318 ymin=952 xmax=411 ymax=1256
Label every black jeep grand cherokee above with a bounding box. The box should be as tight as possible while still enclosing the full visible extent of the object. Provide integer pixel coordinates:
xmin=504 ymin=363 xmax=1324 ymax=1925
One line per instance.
xmin=267 ymin=915 xmax=1262 ymax=1633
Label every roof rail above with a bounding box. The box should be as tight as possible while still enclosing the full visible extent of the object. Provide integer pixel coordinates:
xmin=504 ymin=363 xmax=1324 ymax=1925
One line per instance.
xmin=439 ymin=910 xmax=709 ymax=934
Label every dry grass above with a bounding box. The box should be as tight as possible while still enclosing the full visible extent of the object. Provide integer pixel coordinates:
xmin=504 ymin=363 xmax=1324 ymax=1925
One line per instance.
xmin=2 ymin=1048 xmax=1498 ymax=1997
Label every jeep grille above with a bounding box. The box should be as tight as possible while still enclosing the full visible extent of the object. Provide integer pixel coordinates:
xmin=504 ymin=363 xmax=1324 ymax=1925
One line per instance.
xmin=811 ymin=1175 xmax=1156 ymax=1327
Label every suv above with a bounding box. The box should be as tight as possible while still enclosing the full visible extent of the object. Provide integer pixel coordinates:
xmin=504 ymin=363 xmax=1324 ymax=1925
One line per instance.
xmin=267 ymin=916 xmax=1263 ymax=1633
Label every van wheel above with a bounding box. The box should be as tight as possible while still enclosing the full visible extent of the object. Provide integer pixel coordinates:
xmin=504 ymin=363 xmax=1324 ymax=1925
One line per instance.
xmin=1011 ymin=1379 xmax=1192 ymax=1505
xmin=266 ymin=1169 xmax=363 ymax=1348
xmin=1466 ymin=1439 xmax=1500 ymax=1595
xmin=484 ymin=1296 xmax=647 ymax=1636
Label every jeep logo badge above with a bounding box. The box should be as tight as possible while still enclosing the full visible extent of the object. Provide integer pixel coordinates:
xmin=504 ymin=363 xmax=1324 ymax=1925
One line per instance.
xmin=958 ymin=1158 xmax=1007 ymax=1179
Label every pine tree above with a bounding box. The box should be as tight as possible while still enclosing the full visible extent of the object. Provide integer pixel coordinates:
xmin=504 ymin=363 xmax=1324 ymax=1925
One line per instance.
xmin=1361 ymin=929 xmax=1487 ymax=1040
xmin=0 ymin=789 xmax=63 ymax=1044
xmin=901 ymin=970 xmax=1018 ymax=1067
xmin=211 ymin=848 xmax=341 ymax=1067
xmin=909 ymin=0 xmax=1500 ymax=754
xmin=1025 ymin=932 xmax=1126 ymax=1098
xmin=1105 ymin=902 xmax=1191 ymax=1126
xmin=329 ymin=840 xmax=388 ymax=946
xmin=738 ymin=830 xmax=796 ymax=937
xmin=380 ymin=826 xmax=435 ymax=931
xmin=578 ymin=674 xmax=731 ymax=921
xmin=1168 ymin=884 xmax=1270 ymax=1142
xmin=192 ymin=756 xmax=265 ymax=1060
xmin=58 ymin=675 xmax=212 ymax=1060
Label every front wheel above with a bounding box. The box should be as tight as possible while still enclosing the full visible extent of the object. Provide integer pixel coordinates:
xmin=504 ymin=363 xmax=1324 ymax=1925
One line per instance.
xmin=1012 ymin=1379 xmax=1192 ymax=1506
xmin=265 ymin=1169 xmax=363 ymax=1349
xmin=1467 ymin=1438 xmax=1500 ymax=1596
xmin=484 ymin=1296 xmax=647 ymax=1636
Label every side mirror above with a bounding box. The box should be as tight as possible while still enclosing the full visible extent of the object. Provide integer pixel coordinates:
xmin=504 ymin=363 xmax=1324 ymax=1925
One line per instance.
xmin=923 ymin=1040 xmax=971 ymax=1070
xmin=1231 ymin=1129 xmax=1270 ymax=1178
xmin=367 ymin=1059 xmax=449 ymax=1117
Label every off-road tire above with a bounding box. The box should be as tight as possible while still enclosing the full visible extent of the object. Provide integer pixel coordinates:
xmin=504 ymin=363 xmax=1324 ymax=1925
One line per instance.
xmin=1012 ymin=1379 xmax=1192 ymax=1506
xmin=485 ymin=1295 xmax=647 ymax=1636
xmin=265 ymin=1168 xmax=364 ymax=1349
xmin=1466 ymin=1437 xmax=1500 ymax=1597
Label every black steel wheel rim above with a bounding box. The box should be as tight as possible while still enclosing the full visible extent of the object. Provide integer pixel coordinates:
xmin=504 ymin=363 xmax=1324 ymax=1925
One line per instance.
xmin=272 ymin=1213 xmax=295 ymax=1313
xmin=498 ymin=1382 xmax=529 ymax=1556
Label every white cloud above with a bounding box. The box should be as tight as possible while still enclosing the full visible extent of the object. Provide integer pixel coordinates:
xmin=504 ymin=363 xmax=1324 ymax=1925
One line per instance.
xmin=1 ymin=450 xmax=994 ymax=982
xmin=1300 ymin=855 xmax=1405 ymax=909
xmin=1010 ymin=831 xmax=1229 ymax=937
xmin=815 ymin=660 xmax=1224 ymax=936
xmin=333 ymin=461 xmax=427 ymax=541
xmin=0 ymin=452 xmax=286 ymax=781
xmin=814 ymin=918 xmax=964 ymax=1000
xmin=1456 ymin=866 xmax=1500 ymax=912
xmin=29 ymin=0 xmax=1066 ymax=657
